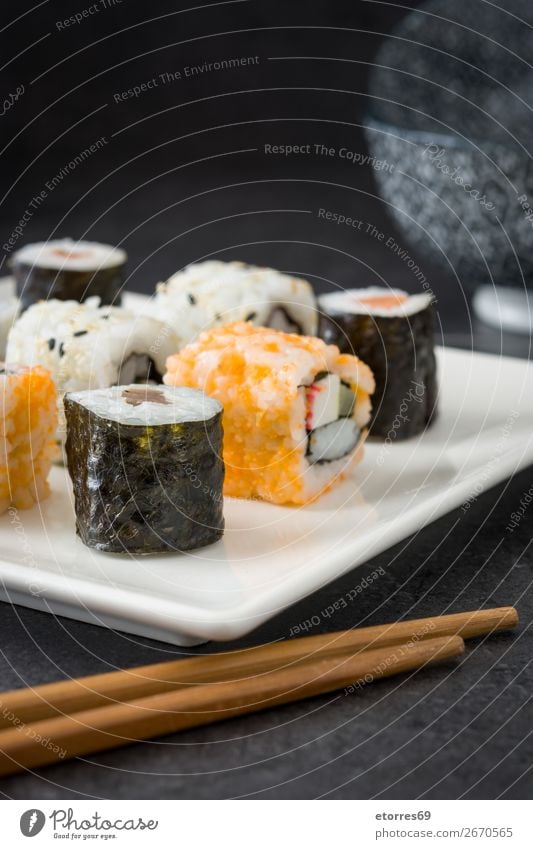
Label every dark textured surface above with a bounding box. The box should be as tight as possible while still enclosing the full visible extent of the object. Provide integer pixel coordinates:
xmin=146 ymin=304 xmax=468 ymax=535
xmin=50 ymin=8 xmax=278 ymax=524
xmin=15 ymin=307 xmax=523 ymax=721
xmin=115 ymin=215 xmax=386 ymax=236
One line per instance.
xmin=0 ymin=0 xmax=531 ymax=801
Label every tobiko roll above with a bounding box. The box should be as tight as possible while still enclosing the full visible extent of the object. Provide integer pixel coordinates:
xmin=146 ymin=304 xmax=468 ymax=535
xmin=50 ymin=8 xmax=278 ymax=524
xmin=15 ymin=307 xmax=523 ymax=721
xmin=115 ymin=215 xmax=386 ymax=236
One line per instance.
xmin=318 ymin=288 xmax=437 ymax=440
xmin=0 ymin=364 xmax=58 ymax=513
xmin=148 ymin=260 xmax=318 ymax=347
xmin=64 ymin=384 xmax=224 ymax=553
xmin=165 ymin=322 xmax=374 ymax=506
xmin=11 ymin=239 xmax=126 ymax=310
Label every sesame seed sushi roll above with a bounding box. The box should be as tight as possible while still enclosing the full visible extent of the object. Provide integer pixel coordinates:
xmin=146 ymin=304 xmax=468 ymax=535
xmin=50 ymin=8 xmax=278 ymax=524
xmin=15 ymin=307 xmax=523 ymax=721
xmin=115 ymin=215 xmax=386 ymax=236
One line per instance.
xmin=0 ymin=290 xmax=19 ymax=359
xmin=148 ymin=260 xmax=318 ymax=347
xmin=0 ymin=364 xmax=58 ymax=513
xmin=318 ymin=288 xmax=437 ymax=440
xmin=64 ymin=384 xmax=224 ymax=554
xmin=11 ymin=239 xmax=126 ymax=311
xmin=165 ymin=322 xmax=374 ymax=506
xmin=6 ymin=298 xmax=180 ymax=438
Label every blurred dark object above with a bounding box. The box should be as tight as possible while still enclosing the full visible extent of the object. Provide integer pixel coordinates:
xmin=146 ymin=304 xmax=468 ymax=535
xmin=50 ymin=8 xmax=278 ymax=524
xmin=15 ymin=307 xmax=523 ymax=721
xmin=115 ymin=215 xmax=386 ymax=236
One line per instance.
xmin=365 ymin=0 xmax=533 ymax=334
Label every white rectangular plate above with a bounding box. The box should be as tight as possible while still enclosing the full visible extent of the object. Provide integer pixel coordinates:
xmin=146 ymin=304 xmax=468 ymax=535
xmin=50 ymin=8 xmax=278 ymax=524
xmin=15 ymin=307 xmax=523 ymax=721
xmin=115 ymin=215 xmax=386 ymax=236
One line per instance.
xmin=0 ymin=345 xmax=531 ymax=646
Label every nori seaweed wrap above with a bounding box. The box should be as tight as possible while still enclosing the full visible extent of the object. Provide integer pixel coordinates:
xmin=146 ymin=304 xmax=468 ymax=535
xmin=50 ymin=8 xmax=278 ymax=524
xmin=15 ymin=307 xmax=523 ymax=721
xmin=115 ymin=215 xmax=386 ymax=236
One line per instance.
xmin=11 ymin=239 xmax=126 ymax=310
xmin=147 ymin=260 xmax=318 ymax=347
xmin=318 ymin=288 xmax=437 ymax=440
xmin=64 ymin=384 xmax=224 ymax=554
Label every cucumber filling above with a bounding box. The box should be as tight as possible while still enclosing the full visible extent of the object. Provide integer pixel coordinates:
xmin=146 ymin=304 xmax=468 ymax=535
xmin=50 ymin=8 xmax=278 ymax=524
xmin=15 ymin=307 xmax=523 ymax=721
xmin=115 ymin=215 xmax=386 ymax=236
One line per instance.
xmin=305 ymin=372 xmax=358 ymax=463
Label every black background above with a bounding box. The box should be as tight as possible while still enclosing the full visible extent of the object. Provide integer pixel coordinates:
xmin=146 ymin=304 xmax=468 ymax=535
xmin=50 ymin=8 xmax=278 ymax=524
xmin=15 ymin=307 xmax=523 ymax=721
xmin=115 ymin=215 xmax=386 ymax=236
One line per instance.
xmin=0 ymin=0 xmax=532 ymax=801
xmin=2 ymin=0 xmax=457 ymax=306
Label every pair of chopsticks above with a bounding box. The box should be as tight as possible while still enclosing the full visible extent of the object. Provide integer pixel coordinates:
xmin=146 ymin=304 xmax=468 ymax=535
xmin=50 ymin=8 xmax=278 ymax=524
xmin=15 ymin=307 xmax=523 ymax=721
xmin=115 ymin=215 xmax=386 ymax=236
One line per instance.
xmin=0 ymin=606 xmax=518 ymax=777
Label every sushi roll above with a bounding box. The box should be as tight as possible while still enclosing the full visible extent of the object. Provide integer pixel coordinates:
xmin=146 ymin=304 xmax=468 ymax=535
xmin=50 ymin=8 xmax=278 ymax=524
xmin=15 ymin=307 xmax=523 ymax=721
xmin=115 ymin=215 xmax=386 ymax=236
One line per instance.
xmin=6 ymin=298 xmax=180 ymax=437
xmin=148 ymin=260 xmax=318 ymax=347
xmin=0 ymin=292 xmax=19 ymax=359
xmin=64 ymin=384 xmax=224 ymax=553
xmin=11 ymin=239 xmax=126 ymax=310
xmin=0 ymin=364 xmax=58 ymax=513
xmin=165 ymin=322 xmax=374 ymax=506
xmin=318 ymin=288 xmax=437 ymax=440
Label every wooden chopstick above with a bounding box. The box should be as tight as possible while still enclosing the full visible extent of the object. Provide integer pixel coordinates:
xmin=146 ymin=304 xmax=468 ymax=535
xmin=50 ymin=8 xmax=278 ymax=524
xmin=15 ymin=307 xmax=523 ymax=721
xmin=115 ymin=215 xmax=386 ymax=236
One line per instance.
xmin=0 ymin=606 xmax=517 ymax=729
xmin=0 ymin=635 xmax=464 ymax=777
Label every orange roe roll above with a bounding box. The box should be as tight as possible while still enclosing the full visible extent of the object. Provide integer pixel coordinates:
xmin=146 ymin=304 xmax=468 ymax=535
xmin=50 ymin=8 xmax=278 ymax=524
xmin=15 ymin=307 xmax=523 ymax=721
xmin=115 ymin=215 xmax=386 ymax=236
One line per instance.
xmin=0 ymin=364 xmax=58 ymax=512
xmin=165 ymin=322 xmax=374 ymax=505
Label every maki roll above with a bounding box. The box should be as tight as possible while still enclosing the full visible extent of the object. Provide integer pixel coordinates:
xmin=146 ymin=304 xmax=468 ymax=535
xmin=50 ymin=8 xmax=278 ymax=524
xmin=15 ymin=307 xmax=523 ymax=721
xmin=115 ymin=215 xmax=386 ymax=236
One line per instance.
xmin=0 ymin=364 xmax=58 ymax=513
xmin=148 ymin=260 xmax=318 ymax=347
xmin=318 ymin=288 xmax=437 ymax=440
xmin=11 ymin=239 xmax=126 ymax=310
xmin=64 ymin=384 xmax=224 ymax=554
xmin=165 ymin=322 xmax=374 ymax=505
xmin=6 ymin=298 xmax=179 ymax=437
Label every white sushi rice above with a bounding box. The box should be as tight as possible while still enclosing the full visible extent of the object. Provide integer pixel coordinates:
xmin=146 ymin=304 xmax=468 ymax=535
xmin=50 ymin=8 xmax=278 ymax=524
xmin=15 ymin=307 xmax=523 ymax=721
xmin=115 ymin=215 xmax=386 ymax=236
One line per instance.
xmin=12 ymin=239 xmax=126 ymax=271
xmin=6 ymin=298 xmax=179 ymax=400
xmin=319 ymin=288 xmax=433 ymax=318
xmin=147 ymin=260 xmax=318 ymax=346
xmin=67 ymin=384 xmax=222 ymax=426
